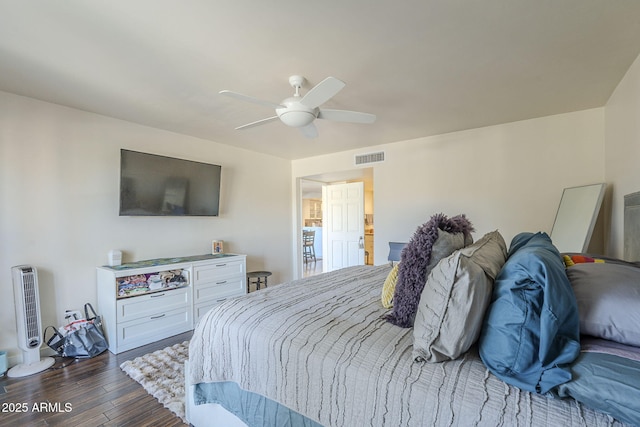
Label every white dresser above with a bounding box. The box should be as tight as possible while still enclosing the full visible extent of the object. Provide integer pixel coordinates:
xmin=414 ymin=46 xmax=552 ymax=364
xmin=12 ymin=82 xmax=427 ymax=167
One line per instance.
xmin=97 ymin=253 xmax=246 ymax=354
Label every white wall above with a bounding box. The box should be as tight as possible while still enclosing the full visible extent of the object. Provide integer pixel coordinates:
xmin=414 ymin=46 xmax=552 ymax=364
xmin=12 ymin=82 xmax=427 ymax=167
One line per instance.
xmin=605 ymin=52 xmax=640 ymax=259
xmin=0 ymin=91 xmax=292 ymax=363
xmin=293 ymin=108 xmax=605 ymax=265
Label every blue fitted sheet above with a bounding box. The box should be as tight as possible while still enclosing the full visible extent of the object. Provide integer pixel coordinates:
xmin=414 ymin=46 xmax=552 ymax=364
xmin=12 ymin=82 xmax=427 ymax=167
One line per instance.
xmin=194 ymin=381 xmax=323 ymax=427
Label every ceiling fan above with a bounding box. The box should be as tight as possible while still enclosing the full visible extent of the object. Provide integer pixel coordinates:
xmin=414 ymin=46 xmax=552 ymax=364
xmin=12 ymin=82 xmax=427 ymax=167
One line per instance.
xmin=219 ymin=75 xmax=376 ymax=138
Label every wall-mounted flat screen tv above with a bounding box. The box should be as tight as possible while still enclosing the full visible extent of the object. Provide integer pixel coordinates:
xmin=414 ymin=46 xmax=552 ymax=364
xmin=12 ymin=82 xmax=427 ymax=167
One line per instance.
xmin=119 ymin=149 xmax=221 ymax=216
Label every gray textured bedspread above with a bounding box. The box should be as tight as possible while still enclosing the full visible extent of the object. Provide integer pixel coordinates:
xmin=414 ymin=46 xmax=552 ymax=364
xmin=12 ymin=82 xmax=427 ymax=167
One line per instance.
xmin=189 ymin=265 xmax=629 ymax=426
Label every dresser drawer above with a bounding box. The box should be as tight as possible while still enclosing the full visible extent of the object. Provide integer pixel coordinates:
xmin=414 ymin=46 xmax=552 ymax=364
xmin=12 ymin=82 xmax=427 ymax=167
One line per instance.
xmin=194 ymin=288 xmax=244 ymax=324
xmin=116 ymin=307 xmax=192 ymax=352
xmin=193 ymin=260 xmax=245 ymax=284
xmin=193 ymin=299 xmax=223 ymax=324
xmin=194 ymin=275 xmax=245 ymax=303
xmin=116 ymin=287 xmax=190 ymax=322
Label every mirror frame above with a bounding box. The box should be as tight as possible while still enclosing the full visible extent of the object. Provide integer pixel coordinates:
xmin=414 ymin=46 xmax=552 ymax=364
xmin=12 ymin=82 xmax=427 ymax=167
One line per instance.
xmin=550 ymin=183 xmax=606 ymax=253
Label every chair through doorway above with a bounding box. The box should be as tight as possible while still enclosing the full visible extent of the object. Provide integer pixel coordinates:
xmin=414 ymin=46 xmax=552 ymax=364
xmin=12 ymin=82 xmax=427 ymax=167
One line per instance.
xmin=303 ymin=230 xmax=316 ymax=263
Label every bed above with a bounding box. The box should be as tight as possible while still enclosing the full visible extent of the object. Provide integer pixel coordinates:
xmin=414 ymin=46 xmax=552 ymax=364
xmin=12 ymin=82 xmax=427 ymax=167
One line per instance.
xmin=185 ymin=204 xmax=640 ymax=427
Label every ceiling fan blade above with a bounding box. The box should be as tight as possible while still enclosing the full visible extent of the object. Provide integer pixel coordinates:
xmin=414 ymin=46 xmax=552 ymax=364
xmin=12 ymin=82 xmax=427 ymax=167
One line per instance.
xmin=300 ymin=77 xmax=346 ymax=109
xmin=219 ymin=90 xmax=284 ymax=109
xmin=317 ymin=108 xmax=376 ymax=124
xmin=235 ymin=116 xmax=279 ymax=130
xmin=299 ymin=123 xmax=318 ymax=138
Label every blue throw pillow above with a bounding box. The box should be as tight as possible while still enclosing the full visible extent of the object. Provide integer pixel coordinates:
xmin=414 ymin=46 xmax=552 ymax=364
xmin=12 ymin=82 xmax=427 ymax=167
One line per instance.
xmin=478 ymin=232 xmax=580 ymax=394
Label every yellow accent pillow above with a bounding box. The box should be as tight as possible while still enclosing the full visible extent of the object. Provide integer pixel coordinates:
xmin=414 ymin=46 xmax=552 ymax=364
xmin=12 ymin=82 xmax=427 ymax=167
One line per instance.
xmin=381 ymin=263 xmax=400 ymax=309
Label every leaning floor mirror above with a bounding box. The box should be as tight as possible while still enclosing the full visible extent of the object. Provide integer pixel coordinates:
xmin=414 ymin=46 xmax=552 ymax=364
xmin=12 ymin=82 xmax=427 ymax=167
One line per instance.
xmin=550 ymin=183 xmax=606 ymax=253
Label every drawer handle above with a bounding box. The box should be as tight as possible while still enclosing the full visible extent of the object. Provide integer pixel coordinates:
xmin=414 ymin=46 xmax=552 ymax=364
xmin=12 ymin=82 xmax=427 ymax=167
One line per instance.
xmin=150 ymin=293 xmax=166 ymax=298
xmin=150 ymin=314 xmax=166 ymax=320
xmin=216 ymin=298 xmax=226 ymax=302
xmin=215 ymin=263 xmax=227 ymax=267
xmin=216 ymin=280 xmax=228 ymax=285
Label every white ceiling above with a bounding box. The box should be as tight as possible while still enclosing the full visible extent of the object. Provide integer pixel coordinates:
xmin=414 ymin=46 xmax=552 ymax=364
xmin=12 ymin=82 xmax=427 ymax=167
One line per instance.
xmin=2 ymin=1 xmax=640 ymax=160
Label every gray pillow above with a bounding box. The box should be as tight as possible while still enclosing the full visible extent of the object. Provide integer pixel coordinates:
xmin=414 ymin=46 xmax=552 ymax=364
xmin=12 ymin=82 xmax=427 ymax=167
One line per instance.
xmin=566 ymin=262 xmax=640 ymax=346
xmin=413 ymin=231 xmax=507 ymax=363
xmin=428 ymin=228 xmax=472 ymax=272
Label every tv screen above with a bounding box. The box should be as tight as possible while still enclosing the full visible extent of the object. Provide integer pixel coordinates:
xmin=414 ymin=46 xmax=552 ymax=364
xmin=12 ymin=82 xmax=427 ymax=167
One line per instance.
xmin=119 ymin=149 xmax=221 ymax=216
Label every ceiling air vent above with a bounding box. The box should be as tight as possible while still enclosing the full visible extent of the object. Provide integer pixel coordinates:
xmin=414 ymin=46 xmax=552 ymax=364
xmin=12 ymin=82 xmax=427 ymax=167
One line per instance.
xmin=355 ymin=151 xmax=385 ymax=166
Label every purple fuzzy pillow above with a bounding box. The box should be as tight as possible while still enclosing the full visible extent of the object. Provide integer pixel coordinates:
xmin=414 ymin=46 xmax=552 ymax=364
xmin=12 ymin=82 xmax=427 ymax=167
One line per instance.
xmin=385 ymin=213 xmax=474 ymax=328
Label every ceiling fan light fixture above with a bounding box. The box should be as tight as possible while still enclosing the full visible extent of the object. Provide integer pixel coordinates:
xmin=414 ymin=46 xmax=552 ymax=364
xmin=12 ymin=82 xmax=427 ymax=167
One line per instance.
xmin=277 ymin=109 xmax=317 ymax=128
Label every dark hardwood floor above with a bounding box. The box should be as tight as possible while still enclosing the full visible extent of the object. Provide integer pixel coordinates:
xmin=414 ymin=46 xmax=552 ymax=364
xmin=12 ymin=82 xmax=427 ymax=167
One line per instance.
xmin=0 ymin=331 xmax=192 ymax=426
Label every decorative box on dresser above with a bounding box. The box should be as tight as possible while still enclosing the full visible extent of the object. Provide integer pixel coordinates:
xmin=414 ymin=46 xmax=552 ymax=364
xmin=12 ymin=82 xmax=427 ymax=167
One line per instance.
xmin=97 ymin=253 xmax=246 ymax=354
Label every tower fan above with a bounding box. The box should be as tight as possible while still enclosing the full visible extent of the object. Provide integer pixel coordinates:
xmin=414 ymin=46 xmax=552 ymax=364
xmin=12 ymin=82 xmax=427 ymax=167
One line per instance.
xmin=7 ymin=265 xmax=55 ymax=377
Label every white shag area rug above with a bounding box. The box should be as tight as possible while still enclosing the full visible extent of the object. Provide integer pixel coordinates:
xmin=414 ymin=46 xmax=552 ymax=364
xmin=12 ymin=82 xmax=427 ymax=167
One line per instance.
xmin=120 ymin=341 xmax=189 ymax=424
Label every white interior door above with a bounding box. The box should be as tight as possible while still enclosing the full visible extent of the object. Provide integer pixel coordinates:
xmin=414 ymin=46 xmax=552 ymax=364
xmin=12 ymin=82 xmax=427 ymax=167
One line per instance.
xmin=323 ymin=182 xmax=365 ymax=272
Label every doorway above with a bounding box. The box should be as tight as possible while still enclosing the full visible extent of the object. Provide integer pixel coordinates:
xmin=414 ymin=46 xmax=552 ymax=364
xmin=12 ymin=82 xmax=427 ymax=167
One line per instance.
xmin=301 ymin=178 xmax=324 ymax=277
xmin=298 ymin=168 xmax=374 ymax=278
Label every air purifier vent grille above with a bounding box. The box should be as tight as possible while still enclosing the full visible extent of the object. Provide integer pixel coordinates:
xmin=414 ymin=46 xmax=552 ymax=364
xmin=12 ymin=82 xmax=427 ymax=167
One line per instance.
xmin=21 ymin=270 xmax=41 ymax=348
